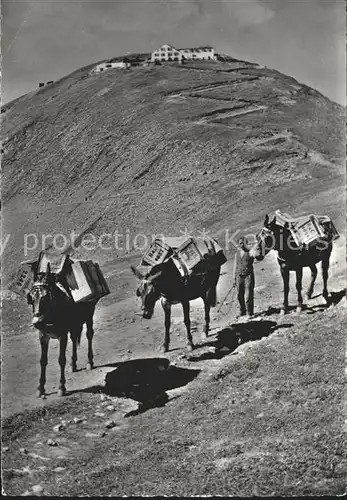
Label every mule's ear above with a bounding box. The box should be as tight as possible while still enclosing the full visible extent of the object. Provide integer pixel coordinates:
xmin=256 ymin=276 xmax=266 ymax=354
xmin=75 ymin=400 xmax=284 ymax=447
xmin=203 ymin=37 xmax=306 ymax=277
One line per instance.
xmin=31 ymin=260 xmax=39 ymax=281
xmin=149 ymin=270 xmax=162 ymax=282
xmin=130 ymin=265 xmax=144 ymax=280
xmin=44 ymin=262 xmax=51 ymax=281
xmin=264 ymin=214 xmax=269 ymax=227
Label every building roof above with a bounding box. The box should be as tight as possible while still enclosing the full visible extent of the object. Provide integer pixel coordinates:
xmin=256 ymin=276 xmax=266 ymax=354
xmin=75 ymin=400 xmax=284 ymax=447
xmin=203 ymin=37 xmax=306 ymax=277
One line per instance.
xmin=109 ymin=53 xmax=151 ymax=63
xmin=179 ymin=46 xmax=214 ymax=51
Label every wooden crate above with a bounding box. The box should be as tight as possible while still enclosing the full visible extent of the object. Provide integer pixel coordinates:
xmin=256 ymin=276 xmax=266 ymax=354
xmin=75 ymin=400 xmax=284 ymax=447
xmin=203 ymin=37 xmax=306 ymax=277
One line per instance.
xmin=176 ymin=238 xmax=203 ymax=271
xmin=10 ymin=262 xmax=35 ymax=297
xmin=291 ymin=216 xmax=325 ymax=246
xmin=65 ymin=260 xmax=109 ymax=302
xmin=141 ymin=239 xmax=172 ymax=266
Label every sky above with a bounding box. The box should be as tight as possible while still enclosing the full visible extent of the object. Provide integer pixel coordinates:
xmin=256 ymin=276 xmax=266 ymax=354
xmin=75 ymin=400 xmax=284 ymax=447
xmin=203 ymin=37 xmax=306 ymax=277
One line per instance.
xmin=2 ymin=0 xmax=346 ymax=105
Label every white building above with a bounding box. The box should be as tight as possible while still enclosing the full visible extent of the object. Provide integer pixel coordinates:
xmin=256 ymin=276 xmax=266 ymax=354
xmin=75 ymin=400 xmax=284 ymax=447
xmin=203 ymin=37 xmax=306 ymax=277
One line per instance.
xmin=93 ymin=61 xmax=130 ymax=73
xmin=150 ymin=44 xmax=216 ymax=63
xmin=150 ymin=44 xmax=184 ymax=63
xmin=179 ymin=46 xmax=216 ymax=60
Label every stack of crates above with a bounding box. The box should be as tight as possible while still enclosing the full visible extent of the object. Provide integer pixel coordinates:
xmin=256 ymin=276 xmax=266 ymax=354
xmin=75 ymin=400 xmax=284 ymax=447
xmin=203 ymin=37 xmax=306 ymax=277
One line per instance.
xmin=290 ymin=216 xmax=326 ymax=246
xmin=65 ymin=260 xmax=110 ymax=303
xmin=275 ymin=210 xmax=326 ymax=247
xmin=176 ymin=238 xmax=203 ymax=272
xmin=10 ymin=253 xmax=110 ymax=303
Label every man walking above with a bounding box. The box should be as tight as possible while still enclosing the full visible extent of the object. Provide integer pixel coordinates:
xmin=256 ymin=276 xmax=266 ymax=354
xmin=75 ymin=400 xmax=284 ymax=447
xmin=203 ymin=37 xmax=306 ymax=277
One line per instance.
xmin=234 ymin=236 xmax=256 ymax=319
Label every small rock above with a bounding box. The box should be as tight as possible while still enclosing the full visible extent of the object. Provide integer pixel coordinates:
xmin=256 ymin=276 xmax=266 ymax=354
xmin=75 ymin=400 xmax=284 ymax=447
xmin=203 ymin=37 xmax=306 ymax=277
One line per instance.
xmin=94 ymin=411 xmax=106 ymax=417
xmin=3 ymin=446 xmax=9 ymax=452
xmin=98 ymin=431 xmax=107 ymax=438
xmin=105 ymin=420 xmax=117 ymax=429
xmin=85 ymin=432 xmax=99 ymax=438
xmin=53 ymin=423 xmax=64 ymax=432
xmin=54 ymin=467 xmax=66 ymax=473
xmin=73 ymin=417 xmax=85 ymax=424
xmin=20 ymin=447 xmax=28 ymax=454
xmin=47 ymin=439 xmax=58 ymax=447
xmin=106 ymin=405 xmax=115 ymax=411
xmin=256 ymin=412 xmax=264 ymax=419
xmin=32 ymin=485 xmax=44 ymax=494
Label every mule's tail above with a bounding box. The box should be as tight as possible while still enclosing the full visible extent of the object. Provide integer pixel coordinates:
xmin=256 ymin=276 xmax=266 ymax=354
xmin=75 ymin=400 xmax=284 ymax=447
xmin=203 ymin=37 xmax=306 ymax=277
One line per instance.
xmin=209 ymin=286 xmax=217 ymax=308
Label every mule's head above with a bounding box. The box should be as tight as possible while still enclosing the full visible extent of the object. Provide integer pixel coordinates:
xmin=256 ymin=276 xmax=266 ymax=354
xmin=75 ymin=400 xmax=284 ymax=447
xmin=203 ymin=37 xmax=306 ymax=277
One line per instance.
xmin=131 ymin=265 xmax=162 ymax=319
xmin=27 ymin=264 xmax=54 ymax=328
xmin=254 ymin=214 xmax=277 ymax=260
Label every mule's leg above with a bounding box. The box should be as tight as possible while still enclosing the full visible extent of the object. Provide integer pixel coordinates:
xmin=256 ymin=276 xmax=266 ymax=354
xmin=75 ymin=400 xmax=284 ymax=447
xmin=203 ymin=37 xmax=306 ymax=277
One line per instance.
xmin=202 ymin=295 xmax=210 ymax=340
xmin=86 ymin=316 xmax=95 ymax=370
xmin=37 ymin=333 xmax=49 ymax=398
xmin=70 ymin=327 xmax=81 ymax=373
xmin=161 ymin=298 xmax=171 ymax=352
xmin=321 ymin=254 xmax=330 ymax=304
xmin=280 ymin=264 xmax=290 ymax=315
xmin=58 ymin=333 xmax=68 ymax=397
xmin=182 ymin=300 xmax=194 ymax=351
xmin=295 ymin=267 xmax=303 ymax=314
xmin=307 ymin=264 xmax=317 ymax=299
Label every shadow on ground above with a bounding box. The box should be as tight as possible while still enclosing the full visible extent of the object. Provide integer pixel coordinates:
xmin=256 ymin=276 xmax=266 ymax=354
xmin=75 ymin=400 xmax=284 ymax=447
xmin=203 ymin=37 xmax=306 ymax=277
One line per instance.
xmin=330 ymin=288 xmax=346 ymax=305
xmin=73 ymin=358 xmax=200 ymax=415
xmin=261 ymin=288 xmax=346 ymax=317
xmin=187 ymin=320 xmax=293 ymax=362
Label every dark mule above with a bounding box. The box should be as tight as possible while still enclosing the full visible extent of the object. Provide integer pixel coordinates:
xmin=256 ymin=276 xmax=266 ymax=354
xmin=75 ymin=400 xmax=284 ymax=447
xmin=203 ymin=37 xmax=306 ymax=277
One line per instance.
xmin=27 ymin=264 xmax=98 ymax=397
xmin=131 ymin=259 xmax=221 ymax=352
xmin=256 ymin=214 xmax=335 ymax=314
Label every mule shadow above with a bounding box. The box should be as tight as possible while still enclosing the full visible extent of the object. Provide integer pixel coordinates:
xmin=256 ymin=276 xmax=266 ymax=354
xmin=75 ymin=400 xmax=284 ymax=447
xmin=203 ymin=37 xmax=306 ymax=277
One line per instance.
xmin=260 ymin=288 xmax=346 ymax=317
xmin=73 ymin=357 xmax=200 ymax=416
xmin=187 ymin=321 xmax=293 ymax=362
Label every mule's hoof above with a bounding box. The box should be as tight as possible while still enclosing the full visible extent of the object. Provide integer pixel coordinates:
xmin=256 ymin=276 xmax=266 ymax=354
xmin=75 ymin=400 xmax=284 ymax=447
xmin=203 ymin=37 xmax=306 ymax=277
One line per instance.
xmin=58 ymin=389 xmax=66 ymax=397
xmin=70 ymin=365 xmax=77 ymax=373
xmin=280 ymin=309 xmax=286 ymax=316
xmin=160 ymin=345 xmax=169 ymax=353
xmin=296 ymin=306 xmax=302 ymax=315
xmin=187 ymin=344 xmax=194 ymax=352
xmin=36 ymin=389 xmax=44 ymax=398
xmin=86 ymin=363 xmax=94 ymax=371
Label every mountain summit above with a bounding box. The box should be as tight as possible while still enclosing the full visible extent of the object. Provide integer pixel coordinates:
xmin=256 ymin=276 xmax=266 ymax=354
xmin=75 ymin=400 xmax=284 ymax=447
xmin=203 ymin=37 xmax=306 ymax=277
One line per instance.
xmin=1 ymin=57 xmax=344 ymax=286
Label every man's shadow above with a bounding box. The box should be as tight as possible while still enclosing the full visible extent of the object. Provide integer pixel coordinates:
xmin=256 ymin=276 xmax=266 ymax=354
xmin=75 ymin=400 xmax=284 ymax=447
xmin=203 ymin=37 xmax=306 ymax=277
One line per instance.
xmin=188 ymin=320 xmax=293 ymax=362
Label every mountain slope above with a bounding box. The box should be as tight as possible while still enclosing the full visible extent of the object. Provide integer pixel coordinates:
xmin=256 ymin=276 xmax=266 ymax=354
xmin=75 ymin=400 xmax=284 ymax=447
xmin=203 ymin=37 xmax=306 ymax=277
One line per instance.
xmin=1 ymin=58 xmax=345 ymax=290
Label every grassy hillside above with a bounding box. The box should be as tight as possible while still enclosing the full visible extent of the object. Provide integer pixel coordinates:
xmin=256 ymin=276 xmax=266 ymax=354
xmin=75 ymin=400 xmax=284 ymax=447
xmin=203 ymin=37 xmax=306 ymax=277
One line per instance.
xmin=1 ymin=59 xmax=345 ymax=291
xmin=3 ymin=301 xmax=346 ymax=496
